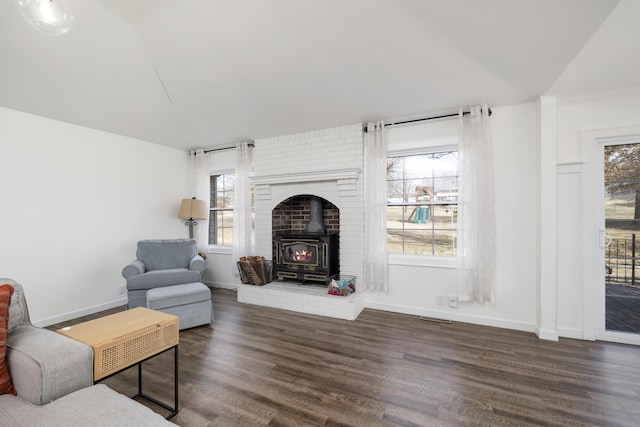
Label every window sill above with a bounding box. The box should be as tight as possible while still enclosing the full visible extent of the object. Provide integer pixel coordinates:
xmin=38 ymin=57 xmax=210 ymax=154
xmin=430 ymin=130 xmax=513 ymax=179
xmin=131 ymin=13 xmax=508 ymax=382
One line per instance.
xmin=388 ymin=253 xmax=456 ymax=269
xmin=207 ymin=245 xmax=232 ymax=255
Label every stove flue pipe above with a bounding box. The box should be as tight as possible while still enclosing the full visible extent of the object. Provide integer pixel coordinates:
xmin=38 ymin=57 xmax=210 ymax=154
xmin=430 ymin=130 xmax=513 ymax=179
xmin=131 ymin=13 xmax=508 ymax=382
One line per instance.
xmin=302 ymin=196 xmax=326 ymax=234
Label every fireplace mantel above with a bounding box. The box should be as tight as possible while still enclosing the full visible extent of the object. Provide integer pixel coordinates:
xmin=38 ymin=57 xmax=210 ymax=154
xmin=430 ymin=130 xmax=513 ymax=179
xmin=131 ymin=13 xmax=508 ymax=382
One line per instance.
xmin=251 ymin=168 xmax=360 ymax=186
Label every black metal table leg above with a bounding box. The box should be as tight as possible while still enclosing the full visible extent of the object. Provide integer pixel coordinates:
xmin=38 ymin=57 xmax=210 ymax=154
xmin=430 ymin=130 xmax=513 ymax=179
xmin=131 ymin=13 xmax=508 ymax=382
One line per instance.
xmin=97 ymin=345 xmax=179 ymax=420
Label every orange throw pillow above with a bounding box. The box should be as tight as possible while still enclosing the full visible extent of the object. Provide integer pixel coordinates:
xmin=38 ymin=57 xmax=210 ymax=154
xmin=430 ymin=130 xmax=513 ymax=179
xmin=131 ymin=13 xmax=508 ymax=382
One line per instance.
xmin=0 ymin=284 xmax=17 ymax=395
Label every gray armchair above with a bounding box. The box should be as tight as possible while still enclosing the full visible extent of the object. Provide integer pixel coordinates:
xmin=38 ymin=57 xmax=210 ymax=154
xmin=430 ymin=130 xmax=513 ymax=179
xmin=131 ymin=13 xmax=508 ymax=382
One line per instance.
xmin=122 ymin=239 xmax=206 ymax=308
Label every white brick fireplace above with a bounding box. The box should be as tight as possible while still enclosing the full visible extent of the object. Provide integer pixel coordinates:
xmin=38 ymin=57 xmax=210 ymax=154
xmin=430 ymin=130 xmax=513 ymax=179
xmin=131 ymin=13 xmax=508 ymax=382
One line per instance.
xmin=237 ymin=124 xmax=366 ymax=320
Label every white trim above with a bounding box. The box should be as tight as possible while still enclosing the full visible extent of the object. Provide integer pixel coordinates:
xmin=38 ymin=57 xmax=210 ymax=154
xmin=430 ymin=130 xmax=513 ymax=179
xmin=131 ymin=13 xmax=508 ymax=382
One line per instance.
xmin=387 ymin=143 xmax=457 ymax=157
xmin=582 ymin=125 xmax=640 ymax=343
xmin=556 ymin=83 xmax=640 ymax=102
xmin=207 ymin=245 xmax=232 ymax=254
xmin=556 ymin=327 xmax=584 ymax=340
xmin=538 ymin=96 xmax=559 ymax=340
xmin=364 ymin=300 xmax=536 ymax=333
xmin=33 ymin=297 xmax=127 ymax=327
xmin=210 ymin=168 xmax=234 ymax=176
xmin=535 ymin=326 xmax=559 ymax=341
xmin=596 ymin=330 xmax=640 ymax=346
xmin=556 ymin=162 xmax=583 ymax=174
xmin=386 ymin=146 xmax=459 ymax=259
xmin=582 ymin=130 xmax=598 ymax=340
xmin=251 ymin=168 xmax=361 ymax=186
xmin=388 ymin=253 xmax=456 ymax=269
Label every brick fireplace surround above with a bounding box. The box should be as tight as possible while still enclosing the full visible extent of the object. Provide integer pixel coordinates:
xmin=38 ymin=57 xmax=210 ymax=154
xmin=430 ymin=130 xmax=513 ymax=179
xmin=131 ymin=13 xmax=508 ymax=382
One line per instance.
xmin=237 ymin=124 xmax=366 ymax=320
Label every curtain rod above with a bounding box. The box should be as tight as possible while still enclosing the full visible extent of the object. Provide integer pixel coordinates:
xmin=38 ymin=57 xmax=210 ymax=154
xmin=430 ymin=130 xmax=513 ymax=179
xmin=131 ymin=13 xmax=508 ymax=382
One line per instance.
xmin=365 ymin=107 xmax=492 ymax=132
xmin=203 ymin=142 xmax=255 ymax=154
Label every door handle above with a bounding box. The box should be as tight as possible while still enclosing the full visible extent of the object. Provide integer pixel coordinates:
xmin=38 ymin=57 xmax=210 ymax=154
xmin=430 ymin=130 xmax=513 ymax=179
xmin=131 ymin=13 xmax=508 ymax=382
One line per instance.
xmin=599 ymin=229 xmax=612 ymax=248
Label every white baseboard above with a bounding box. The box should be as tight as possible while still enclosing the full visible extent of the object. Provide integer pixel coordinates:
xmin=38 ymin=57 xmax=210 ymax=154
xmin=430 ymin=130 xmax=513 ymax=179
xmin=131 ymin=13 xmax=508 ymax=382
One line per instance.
xmin=534 ymin=325 xmax=560 ymax=341
xmin=365 ymin=300 xmax=536 ymax=334
xmin=556 ymin=327 xmax=584 ymax=340
xmin=33 ymin=297 xmax=128 ymax=328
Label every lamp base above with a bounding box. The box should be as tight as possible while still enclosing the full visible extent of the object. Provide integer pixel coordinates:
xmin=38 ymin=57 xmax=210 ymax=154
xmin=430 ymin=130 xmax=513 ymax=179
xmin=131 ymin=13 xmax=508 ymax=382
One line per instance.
xmin=184 ymin=220 xmax=197 ymax=239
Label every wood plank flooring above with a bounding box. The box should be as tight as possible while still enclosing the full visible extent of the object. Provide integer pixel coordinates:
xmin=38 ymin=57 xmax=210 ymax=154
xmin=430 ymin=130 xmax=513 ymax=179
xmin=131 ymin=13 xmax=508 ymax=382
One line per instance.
xmin=48 ymin=289 xmax=640 ymax=426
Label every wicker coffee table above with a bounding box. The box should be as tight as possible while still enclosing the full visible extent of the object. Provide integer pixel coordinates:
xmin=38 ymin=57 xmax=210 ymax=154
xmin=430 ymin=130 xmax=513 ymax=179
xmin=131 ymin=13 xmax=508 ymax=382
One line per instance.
xmin=57 ymin=307 xmax=179 ymax=419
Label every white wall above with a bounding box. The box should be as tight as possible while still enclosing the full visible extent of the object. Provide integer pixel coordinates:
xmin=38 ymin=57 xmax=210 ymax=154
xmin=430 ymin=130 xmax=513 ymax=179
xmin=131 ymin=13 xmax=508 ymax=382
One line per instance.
xmin=0 ymin=107 xmax=190 ymax=326
xmin=205 ymin=105 xmax=542 ymax=333
xmin=367 ymin=102 xmax=540 ymax=332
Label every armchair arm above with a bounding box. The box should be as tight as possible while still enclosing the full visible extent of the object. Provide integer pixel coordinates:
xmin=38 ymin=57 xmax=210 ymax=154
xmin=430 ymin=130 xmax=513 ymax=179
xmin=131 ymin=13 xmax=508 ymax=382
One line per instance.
xmin=122 ymin=259 xmax=146 ymax=279
xmin=189 ymin=255 xmax=206 ymax=273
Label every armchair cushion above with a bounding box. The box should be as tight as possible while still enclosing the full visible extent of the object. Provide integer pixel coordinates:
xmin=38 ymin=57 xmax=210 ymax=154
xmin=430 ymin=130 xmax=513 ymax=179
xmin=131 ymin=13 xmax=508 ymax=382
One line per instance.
xmin=136 ymin=239 xmax=197 ymax=271
xmin=126 ymin=268 xmax=202 ymax=291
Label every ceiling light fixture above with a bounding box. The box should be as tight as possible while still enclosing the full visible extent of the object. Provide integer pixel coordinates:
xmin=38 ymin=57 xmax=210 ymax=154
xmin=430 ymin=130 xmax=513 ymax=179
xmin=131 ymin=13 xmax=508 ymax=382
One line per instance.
xmin=15 ymin=0 xmax=74 ymax=36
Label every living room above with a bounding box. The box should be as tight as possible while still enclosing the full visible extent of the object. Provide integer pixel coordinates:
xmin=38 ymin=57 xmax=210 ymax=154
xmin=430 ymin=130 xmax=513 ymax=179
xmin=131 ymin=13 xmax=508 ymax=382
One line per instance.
xmin=1 ymin=0 xmax=640 ymax=425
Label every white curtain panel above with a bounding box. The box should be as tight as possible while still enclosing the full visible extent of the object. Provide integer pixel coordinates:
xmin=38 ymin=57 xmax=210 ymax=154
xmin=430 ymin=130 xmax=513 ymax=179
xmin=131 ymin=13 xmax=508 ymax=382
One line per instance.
xmin=232 ymin=142 xmax=255 ymax=275
xmin=191 ymin=149 xmax=210 ymax=252
xmin=363 ymin=122 xmax=388 ymax=292
xmin=457 ymin=105 xmax=495 ymax=303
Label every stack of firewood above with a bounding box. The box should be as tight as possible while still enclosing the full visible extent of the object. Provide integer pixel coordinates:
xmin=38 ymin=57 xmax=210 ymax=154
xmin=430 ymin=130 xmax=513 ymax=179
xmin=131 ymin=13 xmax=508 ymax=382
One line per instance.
xmin=237 ymin=256 xmax=269 ymax=285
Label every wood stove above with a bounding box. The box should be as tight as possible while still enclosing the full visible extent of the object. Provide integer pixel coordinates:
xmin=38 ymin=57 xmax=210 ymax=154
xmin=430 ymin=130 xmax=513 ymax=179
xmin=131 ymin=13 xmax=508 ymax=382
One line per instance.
xmin=274 ymin=233 xmax=339 ymax=283
xmin=272 ymin=195 xmax=340 ymax=284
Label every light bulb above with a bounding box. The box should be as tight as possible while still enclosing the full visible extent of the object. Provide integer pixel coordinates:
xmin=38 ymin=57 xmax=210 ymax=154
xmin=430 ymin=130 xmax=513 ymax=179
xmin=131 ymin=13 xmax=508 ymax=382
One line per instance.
xmin=15 ymin=0 xmax=74 ymax=36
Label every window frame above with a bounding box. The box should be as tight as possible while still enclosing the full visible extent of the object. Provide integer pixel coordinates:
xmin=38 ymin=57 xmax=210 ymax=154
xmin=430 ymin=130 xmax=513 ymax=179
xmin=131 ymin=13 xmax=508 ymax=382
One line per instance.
xmin=386 ymin=119 xmax=459 ymax=267
xmin=209 ymin=171 xmax=234 ymax=248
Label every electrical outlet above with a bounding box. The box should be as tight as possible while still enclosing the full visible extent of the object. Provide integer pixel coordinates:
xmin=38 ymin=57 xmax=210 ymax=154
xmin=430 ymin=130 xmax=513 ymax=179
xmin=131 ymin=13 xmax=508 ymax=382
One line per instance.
xmin=437 ymin=294 xmax=446 ymax=305
xmin=448 ymin=294 xmax=459 ymax=308
xmin=119 ymin=285 xmax=126 ymax=295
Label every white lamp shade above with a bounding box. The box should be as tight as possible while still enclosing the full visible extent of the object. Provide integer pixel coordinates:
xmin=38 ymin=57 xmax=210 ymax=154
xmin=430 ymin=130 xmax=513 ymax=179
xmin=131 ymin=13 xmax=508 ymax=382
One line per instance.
xmin=178 ymin=198 xmax=208 ymax=220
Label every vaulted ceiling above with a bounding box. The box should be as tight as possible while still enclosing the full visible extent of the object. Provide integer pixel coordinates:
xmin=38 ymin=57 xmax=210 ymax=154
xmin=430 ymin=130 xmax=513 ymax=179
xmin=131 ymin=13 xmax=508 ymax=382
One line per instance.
xmin=1 ymin=0 xmax=637 ymax=152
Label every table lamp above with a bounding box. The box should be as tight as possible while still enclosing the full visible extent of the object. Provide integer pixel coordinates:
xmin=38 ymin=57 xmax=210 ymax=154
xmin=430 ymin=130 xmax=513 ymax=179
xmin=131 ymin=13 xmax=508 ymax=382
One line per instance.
xmin=178 ymin=197 xmax=207 ymax=239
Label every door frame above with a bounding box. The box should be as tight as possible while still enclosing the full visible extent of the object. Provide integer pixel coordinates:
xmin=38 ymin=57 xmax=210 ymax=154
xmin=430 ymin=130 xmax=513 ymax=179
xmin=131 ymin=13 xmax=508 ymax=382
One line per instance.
xmin=582 ymin=126 xmax=640 ymax=345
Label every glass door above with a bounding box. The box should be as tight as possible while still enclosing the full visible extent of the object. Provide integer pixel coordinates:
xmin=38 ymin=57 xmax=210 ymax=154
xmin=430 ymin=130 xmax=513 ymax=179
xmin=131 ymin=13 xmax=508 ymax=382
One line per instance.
xmin=602 ymin=141 xmax=640 ymax=338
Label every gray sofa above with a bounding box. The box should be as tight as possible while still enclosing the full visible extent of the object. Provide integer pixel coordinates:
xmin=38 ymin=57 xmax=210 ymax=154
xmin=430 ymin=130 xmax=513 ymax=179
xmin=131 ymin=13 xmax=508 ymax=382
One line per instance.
xmin=0 ymin=278 xmax=176 ymax=426
xmin=122 ymin=239 xmax=206 ymax=309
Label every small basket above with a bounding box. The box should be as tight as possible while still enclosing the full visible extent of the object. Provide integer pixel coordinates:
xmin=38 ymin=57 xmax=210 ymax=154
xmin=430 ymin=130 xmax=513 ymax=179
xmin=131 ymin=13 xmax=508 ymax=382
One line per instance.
xmin=328 ymin=275 xmax=356 ymax=296
xmin=237 ymin=258 xmax=272 ymax=286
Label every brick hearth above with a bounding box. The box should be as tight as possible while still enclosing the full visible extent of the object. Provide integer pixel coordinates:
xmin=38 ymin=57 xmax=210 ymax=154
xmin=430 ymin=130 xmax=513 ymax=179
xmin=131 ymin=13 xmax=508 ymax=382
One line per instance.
xmin=237 ymin=282 xmax=365 ymax=321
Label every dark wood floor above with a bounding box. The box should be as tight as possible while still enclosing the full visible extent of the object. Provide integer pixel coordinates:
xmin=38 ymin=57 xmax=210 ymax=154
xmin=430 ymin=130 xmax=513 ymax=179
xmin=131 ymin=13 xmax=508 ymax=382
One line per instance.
xmin=48 ymin=289 xmax=640 ymax=427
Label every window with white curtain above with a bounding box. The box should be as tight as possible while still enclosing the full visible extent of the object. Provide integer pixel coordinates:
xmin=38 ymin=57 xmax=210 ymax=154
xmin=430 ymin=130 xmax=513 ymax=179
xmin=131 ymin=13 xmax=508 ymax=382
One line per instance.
xmin=387 ymin=150 xmax=458 ymax=255
xmin=386 ymin=119 xmax=459 ymax=257
xmin=209 ymin=173 xmax=234 ymax=246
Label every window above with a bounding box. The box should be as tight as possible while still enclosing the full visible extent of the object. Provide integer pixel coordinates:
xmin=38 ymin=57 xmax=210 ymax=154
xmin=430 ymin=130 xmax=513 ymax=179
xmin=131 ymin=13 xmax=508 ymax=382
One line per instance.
xmin=387 ymin=150 xmax=458 ymax=256
xmin=209 ymin=173 xmax=234 ymax=245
